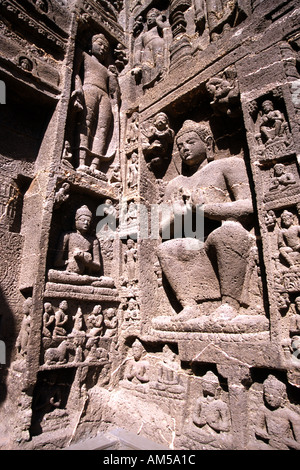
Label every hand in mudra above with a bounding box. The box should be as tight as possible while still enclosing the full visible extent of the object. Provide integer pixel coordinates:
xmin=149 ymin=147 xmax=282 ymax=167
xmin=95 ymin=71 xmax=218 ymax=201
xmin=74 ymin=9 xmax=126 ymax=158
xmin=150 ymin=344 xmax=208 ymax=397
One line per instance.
xmin=172 ymin=188 xmax=193 ymax=217
xmin=190 ymin=188 xmax=204 ymax=207
xmin=74 ymin=250 xmax=92 ymax=264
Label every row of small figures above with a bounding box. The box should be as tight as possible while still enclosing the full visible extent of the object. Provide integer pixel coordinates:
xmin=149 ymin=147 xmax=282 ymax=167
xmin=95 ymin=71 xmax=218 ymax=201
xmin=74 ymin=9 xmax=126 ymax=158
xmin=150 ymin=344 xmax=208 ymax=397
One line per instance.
xmin=43 ymin=301 xmax=117 ymax=340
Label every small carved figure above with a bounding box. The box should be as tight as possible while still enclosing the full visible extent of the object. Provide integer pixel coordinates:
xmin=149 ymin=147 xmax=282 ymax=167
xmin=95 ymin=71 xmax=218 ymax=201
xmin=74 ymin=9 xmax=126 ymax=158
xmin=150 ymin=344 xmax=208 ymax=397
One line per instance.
xmin=72 ymin=334 xmax=84 ymax=362
xmin=72 ymin=33 xmax=120 ymax=173
xmin=206 ymin=74 xmax=240 ymax=117
xmin=53 ymin=300 xmax=68 ymax=337
xmin=16 ymin=298 xmax=32 ymax=356
xmin=97 ymin=199 xmax=118 ymax=241
xmin=193 ymin=371 xmax=231 ymax=437
xmin=264 ymin=209 xmax=277 ymax=231
xmin=276 ymin=291 xmax=290 ymax=313
xmin=114 ymin=43 xmax=128 ymax=71
xmin=120 ymin=201 xmax=138 ymax=237
xmin=240 ymin=244 xmax=263 ymax=309
xmin=71 ymin=306 xmax=84 ymax=334
xmin=259 ymin=100 xmax=288 ymax=143
xmin=126 ymin=201 xmax=137 ymax=224
xmin=103 ymin=308 xmax=118 ymax=337
xmin=142 ymin=112 xmax=174 ymax=167
xmin=133 ymin=15 xmax=144 ymax=37
xmin=124 ymin=298 xmax=140 ymax=324
xmin=154 ymin=260 xmax=163 ymax=288
xmin=44 ymin=339 xmax=71 ymax=365
xmin=110 ymin=163 xmax=122 ymax=187
xmin=42 ymin=302 xmax=55 ymax=338
xmin=126 ymin=113 xmax=139 ymax=147
xmin=269 ymin=164 xmax=296 ymax=191
xmin=125 ymin=339 xmax=149 ymax=383
xmin=255 ymin=375 xmax=300 ymax=450
xmin=54 ymin=182 xmax=70 ymax=208
xmin=87 ymin=305 xmax=104 ymax=336
xmin=54 ymin=205 xmax=101 ymax=276
xmin=132 ymin=9 xmax=168 ymax=89
xmin=103 ymin=199 xmax=118 ymax=222
xmin=61 ymin=140 xmax=74 ymax=168
xmin=124 ymin=239 xmax=137 ymax=282
xmin=155 ymin=345 xmax=184 ymax=393
xmin=278 ymin=210 xmax=300 ymax=268
xmin=127 ymin=153 xmax=138 ymax=189
xmin=19 ymin=57 xmax=33 ymax=72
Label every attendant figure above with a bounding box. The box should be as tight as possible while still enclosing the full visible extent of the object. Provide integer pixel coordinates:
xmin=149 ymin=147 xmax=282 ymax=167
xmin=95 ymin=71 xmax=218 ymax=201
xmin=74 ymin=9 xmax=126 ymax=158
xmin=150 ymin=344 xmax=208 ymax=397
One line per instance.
xmin=53 ymin=300 xmax=68 ymax=337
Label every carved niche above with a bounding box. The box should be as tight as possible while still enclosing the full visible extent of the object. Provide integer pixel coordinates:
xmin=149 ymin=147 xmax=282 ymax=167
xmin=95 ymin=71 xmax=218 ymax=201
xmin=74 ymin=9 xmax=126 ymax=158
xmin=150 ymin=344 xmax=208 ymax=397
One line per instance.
xmin=249 ymin=89 xmax=294 ymax=162
xmin=141 ymin=111 xmax=175 ymax=173
xmin=132 ymin=8 xmax=171 ymax=90
xmin=64 ymin=30 xmax=121 ymax=179
xmin=152 ymin=118 xmax=268 ymax=334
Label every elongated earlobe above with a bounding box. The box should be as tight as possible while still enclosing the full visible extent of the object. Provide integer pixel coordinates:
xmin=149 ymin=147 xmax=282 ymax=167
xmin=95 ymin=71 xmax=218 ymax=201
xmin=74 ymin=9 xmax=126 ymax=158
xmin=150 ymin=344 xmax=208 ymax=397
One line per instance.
xmin=206 ymin=136 xmax=215 ymax=161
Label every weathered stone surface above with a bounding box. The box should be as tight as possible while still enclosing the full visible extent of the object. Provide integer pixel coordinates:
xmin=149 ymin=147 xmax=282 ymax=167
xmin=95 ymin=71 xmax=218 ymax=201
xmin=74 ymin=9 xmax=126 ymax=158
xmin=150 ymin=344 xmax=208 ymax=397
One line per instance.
xmin=0 ymin=0 xmax=300 ymax=451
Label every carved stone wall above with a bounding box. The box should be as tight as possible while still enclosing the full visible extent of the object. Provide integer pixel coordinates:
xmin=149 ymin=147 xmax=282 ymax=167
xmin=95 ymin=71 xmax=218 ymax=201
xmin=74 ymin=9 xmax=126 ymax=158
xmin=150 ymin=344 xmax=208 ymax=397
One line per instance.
xmin=0 ymin=0 xmax=300 ymax=450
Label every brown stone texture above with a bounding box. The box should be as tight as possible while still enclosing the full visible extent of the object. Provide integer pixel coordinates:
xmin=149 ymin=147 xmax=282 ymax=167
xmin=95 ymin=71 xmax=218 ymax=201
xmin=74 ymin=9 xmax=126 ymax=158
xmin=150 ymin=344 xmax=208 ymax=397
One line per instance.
xmin=0 ymin=0 xmax=300 ymax=451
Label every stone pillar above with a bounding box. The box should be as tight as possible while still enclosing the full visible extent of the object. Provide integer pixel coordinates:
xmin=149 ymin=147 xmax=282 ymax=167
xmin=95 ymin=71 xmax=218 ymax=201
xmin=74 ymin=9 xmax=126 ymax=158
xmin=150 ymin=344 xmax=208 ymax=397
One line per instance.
xmin=169 ymin=0 xmax=192 ymax=67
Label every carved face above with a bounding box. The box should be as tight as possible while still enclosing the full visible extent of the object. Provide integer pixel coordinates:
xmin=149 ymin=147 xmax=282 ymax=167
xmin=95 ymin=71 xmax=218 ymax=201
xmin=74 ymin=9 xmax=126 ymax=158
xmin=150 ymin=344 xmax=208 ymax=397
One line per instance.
xmin=265 ymin=210 xmax=276 ymax=228
xmin=92 ymin=36 xmax=108 ymax=61
xmin=22 ymin=299 xmax=32 ymax=315
xmin=127 ymin=239 xmax=135 ymax=248
xmin=274 ymin=164 xmax=285 ymax=176
xmin=44 ymin=303 xmax=52 ymax=313
xmin=263 ymin=386 xmax=283 ymax=409
xmin=132 ymin=342 xmax=143 ymax=360
xmin=106 ymin=308 xmax=115 ymax=318
xmin=154 ymin=113 xmax=168 ymax=130
xmin=201 ymin=372 xmax=220 ymax=397
xmin=277 ymin=293 xmax=290 ymax=310
xmin=59 ymin=300 xmax=68 ymax=311
xmin=76 ymin=214 xmax=91 ymax=234
xmin=281 ymin=211 xmax=294 ymax=228
xmin=262 ymin=100 xmax=274 ymax=113
xmin=128 ymin=299 xmax=137 ymax=309
xmin=92 ymin=305 xmax=102 ymax=315
xmin=146 ymin=10 xmax=159 ymax=27
xmin=176 ymin=131 xmax=207 ymax=167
